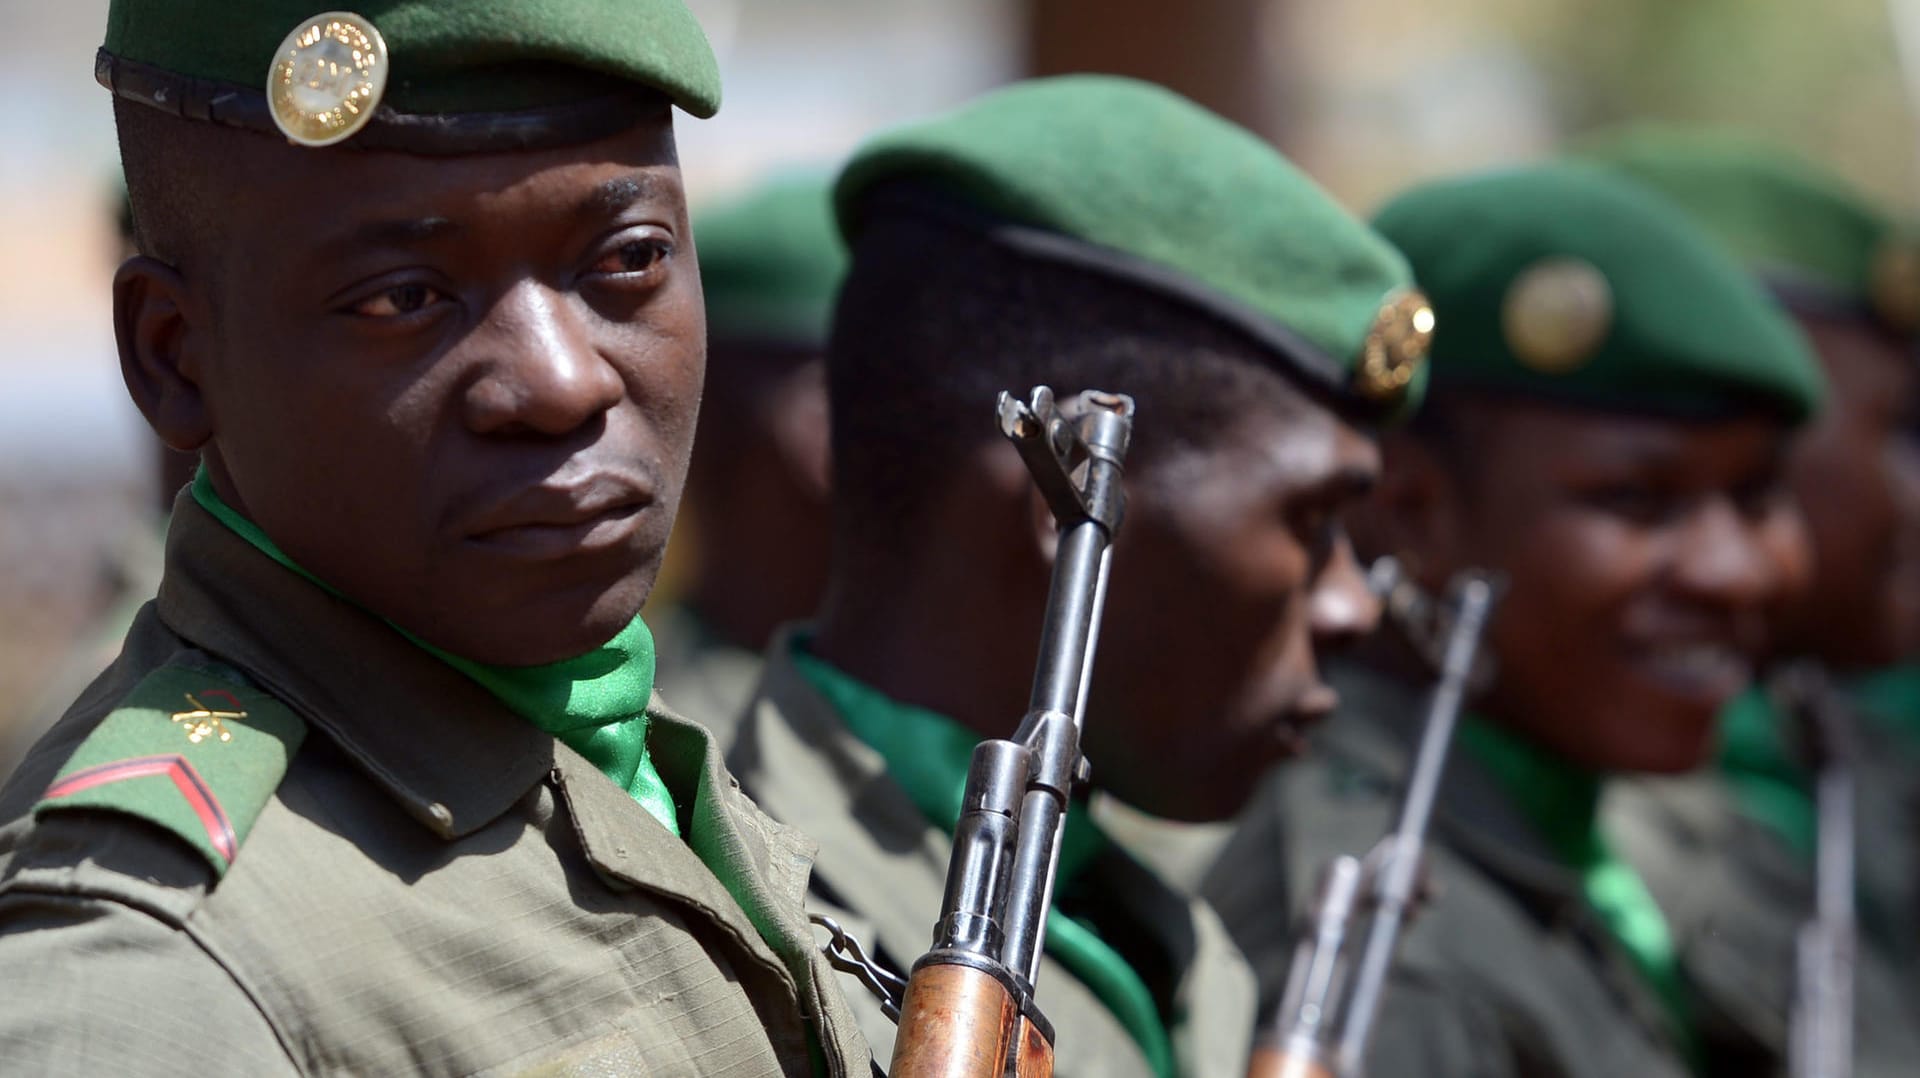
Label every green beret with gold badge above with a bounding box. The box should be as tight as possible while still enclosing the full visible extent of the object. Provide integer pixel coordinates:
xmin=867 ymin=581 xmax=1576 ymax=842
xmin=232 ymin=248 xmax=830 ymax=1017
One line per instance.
xmin=1374 ymin=162 xmax=1824 ymax=422
xmin=98 ymin=0 xmax=720 ymax=152
xmin=698 ymin=177 xmax=848 ymax=348
xmin=1578 ymin=126 xmax=1920 ymax=337
xmin=834 ymin=75 xmax=1434 ymax=416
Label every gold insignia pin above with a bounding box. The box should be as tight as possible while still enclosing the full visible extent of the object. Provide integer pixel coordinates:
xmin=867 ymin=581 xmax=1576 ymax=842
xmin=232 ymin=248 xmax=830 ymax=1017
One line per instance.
xmin=1870 ymin=238 xmax=1920 ymax=336
xmin=1503 ymin=257 xmax=1613 ymax=374
xmin=171 ymin=691 xmax=249 ymax=745
xmin=1355 ymin=290 xmax=1436 ymax=402
xmin=266 ymin=11 xmax=389 ymax=148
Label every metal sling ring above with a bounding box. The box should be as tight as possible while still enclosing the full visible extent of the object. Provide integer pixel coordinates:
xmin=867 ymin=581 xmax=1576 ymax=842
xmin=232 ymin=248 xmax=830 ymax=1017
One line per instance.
xmin=810 ymin=913 xmax=908 ymax=1022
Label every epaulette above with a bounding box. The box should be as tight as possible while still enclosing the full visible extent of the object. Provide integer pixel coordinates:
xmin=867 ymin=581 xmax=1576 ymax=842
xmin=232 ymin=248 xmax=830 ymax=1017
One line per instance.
xmin=33 ymin=658 xmax=307 ymax=877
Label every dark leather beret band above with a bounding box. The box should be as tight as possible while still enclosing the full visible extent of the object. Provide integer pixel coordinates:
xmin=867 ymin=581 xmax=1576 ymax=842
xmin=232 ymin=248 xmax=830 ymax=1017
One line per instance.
xmin=96 ymin=48 xmax=666 ymax=155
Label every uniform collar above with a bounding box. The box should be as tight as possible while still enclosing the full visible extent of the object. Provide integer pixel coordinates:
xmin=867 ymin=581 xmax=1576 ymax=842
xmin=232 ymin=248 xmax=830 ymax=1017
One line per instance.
xmin=154 ymin=494 xmax=552 ymax=840
xmin=727 ymin=626 xmax=955 ymax=968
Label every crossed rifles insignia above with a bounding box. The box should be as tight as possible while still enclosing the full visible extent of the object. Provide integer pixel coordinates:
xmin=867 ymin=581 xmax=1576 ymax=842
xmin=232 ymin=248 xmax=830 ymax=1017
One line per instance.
xmin=171 ymin=690 xmax=249 ymax=745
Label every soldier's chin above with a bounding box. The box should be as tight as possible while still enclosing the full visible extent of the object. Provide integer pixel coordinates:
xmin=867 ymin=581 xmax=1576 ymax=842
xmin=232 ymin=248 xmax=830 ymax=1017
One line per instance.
xmin=1121 ymin=761 xmax=1269 ymax=824
xmin=1596 ymin=714 xmax=1720 ymax=776
xmin=417 ymin=573 xmax=657 ymax=667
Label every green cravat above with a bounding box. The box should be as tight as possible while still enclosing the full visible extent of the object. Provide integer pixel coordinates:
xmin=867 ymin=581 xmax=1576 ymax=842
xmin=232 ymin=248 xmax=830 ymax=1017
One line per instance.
xmin=1718 ymin=666 xmax=1920 ymax=862
xmin=1456 ymin=719 xmax=1696 ymax=1063
xmin=190 ymin=469 xmax=680 ymax=835
xmin=1850 ymin=664 xmax=1920 ymax=739
xmin=1717 ymin=686 xmax=1813 ymax=859
xmin=792 ymin=644 xmax=1178 ymax=1078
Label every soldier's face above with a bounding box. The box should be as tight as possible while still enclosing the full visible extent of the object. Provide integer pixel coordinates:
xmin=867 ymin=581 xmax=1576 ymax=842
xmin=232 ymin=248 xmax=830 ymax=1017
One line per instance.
xmin=1446 ymin=404 xmax=1808 ymax=773
xmin=134 ymin=117 xmax=704 ymax=665
xmin=1087 ymin=403 xmax=1383 ymax=822
xmin=1779 ymin=316 xmax=1920 ymax=669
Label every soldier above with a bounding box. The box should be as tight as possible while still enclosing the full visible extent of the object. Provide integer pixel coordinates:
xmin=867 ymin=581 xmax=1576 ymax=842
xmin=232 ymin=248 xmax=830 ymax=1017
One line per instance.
xmin=726 ymin=75 xmax=1435 ymax=1076
xmin=1586 ymin=130 xmax=1920 ymax=1055
xmin=651 ymin=177 xmax=841 ymax=733
xmin=0 ymin=3 xmax=873 ymax=1075
xmin=1203 ymin=163 xmax=1825 ymax=1076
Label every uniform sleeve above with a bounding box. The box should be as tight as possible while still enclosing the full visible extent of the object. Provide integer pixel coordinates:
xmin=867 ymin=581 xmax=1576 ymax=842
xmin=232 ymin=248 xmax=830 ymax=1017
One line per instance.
xmin=1358 ymin=975 xmax=1517 ymax=1078
xmin=0 ymin=891 xmax=301 ymax=1077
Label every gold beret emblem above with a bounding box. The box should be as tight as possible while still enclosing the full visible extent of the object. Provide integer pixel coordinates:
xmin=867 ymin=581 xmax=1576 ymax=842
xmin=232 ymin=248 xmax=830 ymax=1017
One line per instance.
xmin=1870 ymin=238 xmax=1920 ymax=336
xmin=1503 ymin=257 xmax=1613 ymax=374
xmin=1355 ymin=290 xmax=1435 ymax=402
xmin=266 ymin=12 xmax=389 ymax=148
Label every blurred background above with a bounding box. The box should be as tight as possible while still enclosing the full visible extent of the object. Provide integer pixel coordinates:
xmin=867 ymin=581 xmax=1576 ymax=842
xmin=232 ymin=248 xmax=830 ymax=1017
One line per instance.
xmin=2 ymin=0 xmax=1917 ymax=746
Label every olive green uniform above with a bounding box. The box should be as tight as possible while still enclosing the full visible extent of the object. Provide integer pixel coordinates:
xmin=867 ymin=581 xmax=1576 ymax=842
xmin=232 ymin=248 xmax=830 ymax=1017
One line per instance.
xmin=649 ymin=603 xmax=767 ymax=753
xmin=0 ymin=501 xmax=872 ymax=1076
xmin=1205 ymin=664 xmax=1740 ymax=1078
xmin=1605 ymin=672 xmax=1920 ymax=1060
xmin=1606 ymin=767 xmax=1920 ymax=1074
xmin=727 ymin=632 xmax=1258 ymax=1078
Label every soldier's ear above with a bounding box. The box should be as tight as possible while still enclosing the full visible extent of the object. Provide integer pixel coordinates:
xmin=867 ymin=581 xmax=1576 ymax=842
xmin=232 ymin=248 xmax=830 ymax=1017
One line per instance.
xmin=114 ymin=255 xmax=213 ymax=454
xmin=768 ymin=359 xmax=832 ymax=504
xmin=1370 ymin=433 xmax=1469 ymax=590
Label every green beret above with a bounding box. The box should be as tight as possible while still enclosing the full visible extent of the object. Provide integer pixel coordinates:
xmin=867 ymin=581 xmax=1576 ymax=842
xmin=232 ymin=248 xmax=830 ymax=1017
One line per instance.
xmin=834 ymin=75 xmax=1433 ymax=415
xmin=1578 ymin=126 xmax=1920 ymax=336
xmin=697 ymin=177 xmax=848 ymax=348
xmin=1374 ymin=163 xmax=1824 ymax=422
xmin=99 ymin=1 xmax=719 ymax=152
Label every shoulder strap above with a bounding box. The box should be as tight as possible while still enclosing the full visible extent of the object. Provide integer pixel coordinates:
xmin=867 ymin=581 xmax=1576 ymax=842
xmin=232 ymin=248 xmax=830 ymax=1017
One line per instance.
xmin=34 ymin=658 xmax=307 ymax=877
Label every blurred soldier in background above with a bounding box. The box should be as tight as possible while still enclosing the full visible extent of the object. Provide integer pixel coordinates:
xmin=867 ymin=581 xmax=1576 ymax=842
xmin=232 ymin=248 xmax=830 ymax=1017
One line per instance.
xmin=650 ymin=177 xmax=841 ymax=733
xmin=0 ymin=2 xmax=876 ymax=1073
xmin=1 ymin=190 xmax=192 ymax=784
xmin=1587 ymin=130 xmax=1920 ymax=1046
xmin=727 ymin=74 xmax=1434 ymax=1075
xmin=1205 ymin=163 xmax=1825 ymax=1076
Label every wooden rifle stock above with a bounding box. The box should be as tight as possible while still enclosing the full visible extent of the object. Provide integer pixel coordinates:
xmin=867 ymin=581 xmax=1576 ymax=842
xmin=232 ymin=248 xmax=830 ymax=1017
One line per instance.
xmin=888 ymin=387 xmax=1134 ymax=1078
xmin=892 ymin=965 xmax=1050 ymax=1078
xmin=1246 ymin=1046 xmax=1336 ymax=1078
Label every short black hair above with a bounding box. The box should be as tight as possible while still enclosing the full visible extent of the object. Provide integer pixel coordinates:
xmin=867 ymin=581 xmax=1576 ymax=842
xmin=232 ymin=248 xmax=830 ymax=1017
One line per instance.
xmin=113 ymin=99 xmax=243 ymax=273
xmin=826 ymin=192 xmax=1328 ymax=537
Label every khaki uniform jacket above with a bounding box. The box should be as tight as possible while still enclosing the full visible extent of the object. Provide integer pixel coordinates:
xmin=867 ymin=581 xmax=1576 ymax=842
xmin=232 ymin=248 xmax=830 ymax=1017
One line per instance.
xmin=1203 ymin=664 xmax=1726 ymax=1078
xmin=1848 ymin=705 xmax=1920 ymax=971
xmin=1607 ymin=773 xmax=1920 ymax=1074
xmin=0 ymin=501 xmax=873 ymax=1077
xmin=726 ymin=635 xmax=1258 ymax=1078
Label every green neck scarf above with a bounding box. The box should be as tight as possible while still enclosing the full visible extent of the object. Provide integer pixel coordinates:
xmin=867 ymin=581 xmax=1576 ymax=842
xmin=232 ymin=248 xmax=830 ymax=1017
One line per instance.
xmin=1717 ymin=686 xmax=1813 ymax=859
xmin=1847 ymin=663 xmax=1920 ymax=746
xmin=190 ymin=470 xmax=680 ymax=835
xmin=791 ymin=645 xmax=1178 ymax=1078
xmin=1456 ymin=718 xmax=1695 ymax=1059
xmin=1720 ymin=662 xmax=1920 ymax=860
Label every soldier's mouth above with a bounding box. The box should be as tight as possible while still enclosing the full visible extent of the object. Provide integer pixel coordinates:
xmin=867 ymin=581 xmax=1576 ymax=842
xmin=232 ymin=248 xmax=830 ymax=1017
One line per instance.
xmin=466 ymin=503 xmax=648 ymax=560
xmin=1630 ymin=642 xmax=1751 ymax=703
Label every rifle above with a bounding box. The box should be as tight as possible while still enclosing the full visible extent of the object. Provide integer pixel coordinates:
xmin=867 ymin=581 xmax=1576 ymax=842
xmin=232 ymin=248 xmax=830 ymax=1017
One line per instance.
xmin=1248 ymin=564 xmax=1500 ymax=1078
xmin=886 ymin=385 xmax=1134 ymax=1078
xmin=1771 ymin=664 xmax=1857 ymax=1078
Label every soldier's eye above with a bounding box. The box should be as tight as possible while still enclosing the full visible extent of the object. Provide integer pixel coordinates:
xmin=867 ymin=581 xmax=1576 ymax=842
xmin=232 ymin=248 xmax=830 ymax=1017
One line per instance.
xmin=1580 ymin=482 xmax=1679 ymax=526
xmin=591 ymin=231 xmax=674 ymax=278
xmin=352 ymin=283 xmax=444 ymax=318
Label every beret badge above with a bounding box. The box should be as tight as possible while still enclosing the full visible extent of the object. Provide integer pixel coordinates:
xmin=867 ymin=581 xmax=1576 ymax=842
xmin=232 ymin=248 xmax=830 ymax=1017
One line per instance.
xmin=1870 ymin=238 xmax=1920 ymax=336
xmin=1355 ymin=290 xmax=1435 ymax=402
xmin=266 ymin=11 xmax=389 ymax=148
xmin=1503 ymin=257 xmax=1613 ymax=374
